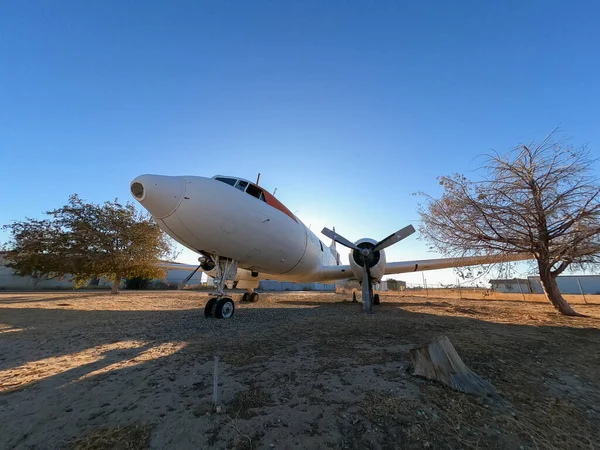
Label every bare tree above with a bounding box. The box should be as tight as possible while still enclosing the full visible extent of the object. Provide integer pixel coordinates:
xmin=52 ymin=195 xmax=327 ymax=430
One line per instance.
xmin=417 ymin=132 xmax=600 ymax=316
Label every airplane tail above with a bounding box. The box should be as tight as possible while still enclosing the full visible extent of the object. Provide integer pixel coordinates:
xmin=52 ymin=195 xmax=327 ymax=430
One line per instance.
xmin=328 ymin=226 xmax=341 ymax=265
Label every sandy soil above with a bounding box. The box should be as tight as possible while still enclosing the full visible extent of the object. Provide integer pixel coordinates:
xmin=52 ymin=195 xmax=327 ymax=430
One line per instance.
xmin=1 ymin=291 xmax=599 ymax=450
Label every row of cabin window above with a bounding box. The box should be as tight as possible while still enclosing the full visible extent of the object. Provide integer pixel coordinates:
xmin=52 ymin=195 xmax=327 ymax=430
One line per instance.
xmin=216 ymin=177 xmax=266 ymax=202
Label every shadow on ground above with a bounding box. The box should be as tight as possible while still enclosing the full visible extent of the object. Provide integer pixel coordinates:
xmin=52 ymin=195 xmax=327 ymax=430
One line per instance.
xmin=1 ymin=292 xmax=599 ymax=450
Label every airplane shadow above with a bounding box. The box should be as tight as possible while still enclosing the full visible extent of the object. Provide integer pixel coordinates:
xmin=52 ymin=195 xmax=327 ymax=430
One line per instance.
xmin=0 ymin=292 xmax=111 ymax=305
xmin=278 ymin=299 xmax=455 ymax=309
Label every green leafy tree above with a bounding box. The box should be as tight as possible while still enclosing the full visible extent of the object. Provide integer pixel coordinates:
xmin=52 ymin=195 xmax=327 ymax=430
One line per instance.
xmin=2 ymin=194 xmax=177 ymax=294
xmin=417 ymin=132 xmax=600 ymax=316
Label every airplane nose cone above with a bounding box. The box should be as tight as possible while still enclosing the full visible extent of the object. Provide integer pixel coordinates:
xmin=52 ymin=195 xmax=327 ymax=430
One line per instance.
xmin=130 ymin=175 xmax=185 ymax=218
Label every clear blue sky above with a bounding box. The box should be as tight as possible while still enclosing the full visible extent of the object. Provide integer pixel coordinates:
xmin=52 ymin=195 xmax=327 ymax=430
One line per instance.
xmin=1 ymin=1 xmax=599 ymax=285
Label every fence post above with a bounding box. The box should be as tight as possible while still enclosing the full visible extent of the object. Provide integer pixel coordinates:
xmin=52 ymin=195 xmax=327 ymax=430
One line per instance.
xmin=457 ymin=278 xmax=462 ymax=300
xmin=422 ymin=273 xmax=428 ymax=298
xmin=518 ymin=280 xmax=526 ymax=301
xmin=576 ymin=278 xmax=588 ymax=304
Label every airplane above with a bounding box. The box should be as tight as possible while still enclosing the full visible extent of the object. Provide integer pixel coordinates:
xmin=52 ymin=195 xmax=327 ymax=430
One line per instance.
xmin=130 ymin=174 xmax=530 ymax=319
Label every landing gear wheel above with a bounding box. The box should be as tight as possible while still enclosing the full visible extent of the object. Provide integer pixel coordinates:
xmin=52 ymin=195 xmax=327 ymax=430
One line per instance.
xmin=241 ymin=292 xmax=250 ymax=302
xmin=373 ymin=294 xmax=380 ymax=305
xmin=215 ymin=297 xmax=235 ymax=319
xmin=204 ymin=297 xmax=217 ymax=317
xmin=249 ymin=292 xmax=259 ymax=302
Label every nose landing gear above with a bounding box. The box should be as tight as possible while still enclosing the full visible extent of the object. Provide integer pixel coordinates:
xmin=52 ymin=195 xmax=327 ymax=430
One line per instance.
xmin=204 ymin=256 xmax=237 ymax=319
xmin=204 ymin=297 xmax=235 ymax=318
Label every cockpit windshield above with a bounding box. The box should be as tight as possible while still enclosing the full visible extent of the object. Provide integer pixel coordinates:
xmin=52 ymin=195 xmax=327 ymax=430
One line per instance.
xmin=214 ymin=177 xmax=237 ymax=187
xmin=214 ymin=176 xmax=266 ymax=202
xmin=235 ymin=180 xmax=248 ymax=191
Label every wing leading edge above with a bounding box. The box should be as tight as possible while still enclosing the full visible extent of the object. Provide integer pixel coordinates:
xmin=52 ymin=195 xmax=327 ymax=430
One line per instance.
xmin=317 ymin=252 xmax=532 ymax=283
xmin=384 ymin=253 xmax=532 ymax=275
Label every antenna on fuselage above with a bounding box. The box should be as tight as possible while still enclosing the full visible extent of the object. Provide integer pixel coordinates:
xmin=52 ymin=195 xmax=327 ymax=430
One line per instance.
xmin=256 ymin=173 xmax=261 ymax=185
xmin=273 ymin=188 xmax=277 ymax=196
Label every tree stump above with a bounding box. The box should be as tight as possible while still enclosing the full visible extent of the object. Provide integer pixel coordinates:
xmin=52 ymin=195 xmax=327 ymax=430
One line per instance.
xmin=410 ymin=335 xmax=497 ymax=397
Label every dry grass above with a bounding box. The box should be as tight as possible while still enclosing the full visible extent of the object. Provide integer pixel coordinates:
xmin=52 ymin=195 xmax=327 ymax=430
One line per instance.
xmin=229 ymin=386 xmax=274 ymax=419
xmin=71 ymin=424 xmax=154 ymax=450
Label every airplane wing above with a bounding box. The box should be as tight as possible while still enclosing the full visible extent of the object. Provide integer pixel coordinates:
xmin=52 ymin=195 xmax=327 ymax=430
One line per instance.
xmin=158 ymin=262 xmax=199 ymax=271
xmin=317 ymin=253 xmax=532 ymax=283
xmin=384 ymin=253 xmax=532 ymax=276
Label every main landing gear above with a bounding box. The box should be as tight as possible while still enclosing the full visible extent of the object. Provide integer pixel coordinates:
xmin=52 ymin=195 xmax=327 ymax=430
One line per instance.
xmin=204 ymin=256 xmax=237 ymax=319
xmin=241 ymin=291 xmax=259 ymax=302
xmin=363 ymin=282 xmax=381 ymax=310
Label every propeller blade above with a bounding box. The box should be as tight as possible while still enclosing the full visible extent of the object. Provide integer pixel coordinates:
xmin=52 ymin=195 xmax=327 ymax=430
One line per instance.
xmin=321 ymin=227 xmax=360 ymax=251
xmin=373 ymin=225 xmax=416 ymax=252
xmin=362 ymin=262 xmax=372 ymax=314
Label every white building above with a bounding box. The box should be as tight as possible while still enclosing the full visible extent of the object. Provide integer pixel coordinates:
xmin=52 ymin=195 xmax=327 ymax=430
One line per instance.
xmin=490 ymin=275 xmax=600 ymax=295
xmin=258 ymin=280 xmax=336 ymax=292
xmin=528 ymin=275 xmax=600 ymax=295
xmin=489 ymin=278 xmax=532 ymax=293
xmin=0 ymin=254 xmax=202 ymax=290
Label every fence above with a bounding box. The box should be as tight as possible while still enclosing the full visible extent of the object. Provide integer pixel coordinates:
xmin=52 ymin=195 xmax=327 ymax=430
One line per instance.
xmin=370 ymin=281 xmax=600 ymax=305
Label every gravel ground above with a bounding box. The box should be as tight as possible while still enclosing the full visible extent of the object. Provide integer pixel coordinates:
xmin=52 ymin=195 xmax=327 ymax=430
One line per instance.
xmin=1 ymin=290 xmax=599 ymax=450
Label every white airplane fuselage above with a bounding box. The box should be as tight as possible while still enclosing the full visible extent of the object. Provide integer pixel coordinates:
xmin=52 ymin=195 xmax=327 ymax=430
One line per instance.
xmin=131 ymin=173 xmax=531 ymax=295
xmin=132 ymin=175 xmax=340 ymax=283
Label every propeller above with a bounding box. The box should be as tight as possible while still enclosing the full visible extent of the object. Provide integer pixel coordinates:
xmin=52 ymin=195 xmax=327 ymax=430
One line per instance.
xmin=322 ymin=225 xmax=416 ymax=313
xmin=373 ymin=225 xmax=416 ymax=252
xmin=321 ymin=227 xmax=360 ymax=251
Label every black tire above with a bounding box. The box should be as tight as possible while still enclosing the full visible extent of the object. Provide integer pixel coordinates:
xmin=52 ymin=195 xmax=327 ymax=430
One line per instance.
xmin=241 ymin=292 xmax=250 ymax=302
xmin=373 ymin=294 xmax=380 ymax=305
xmin=215 ymin=297 xmax=235 ymax=319
xmin=204 ymin=297 xmax=217 ymax=317
xmin=249 ymin=292 xmax=259 ymax=302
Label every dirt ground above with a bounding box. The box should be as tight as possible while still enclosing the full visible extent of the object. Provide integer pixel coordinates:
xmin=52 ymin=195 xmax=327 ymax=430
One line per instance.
xmin=1 ymin=291 xmax=599 ymax=450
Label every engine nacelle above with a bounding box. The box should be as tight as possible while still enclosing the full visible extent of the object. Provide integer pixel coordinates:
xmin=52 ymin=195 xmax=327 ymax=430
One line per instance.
xmin=348 ymin=238 xmax=387 ymax=282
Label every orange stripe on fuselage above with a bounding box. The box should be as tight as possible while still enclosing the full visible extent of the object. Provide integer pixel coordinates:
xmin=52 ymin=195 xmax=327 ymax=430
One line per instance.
xmin=261 ymin=189 xmax=298 ymax=223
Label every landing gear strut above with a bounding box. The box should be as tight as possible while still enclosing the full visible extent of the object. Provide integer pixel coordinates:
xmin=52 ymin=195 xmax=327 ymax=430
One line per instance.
xmin=204 ymin=255 xmax=237 ymax=319
xmin=361 ymin=281 xmax=381 ymax=312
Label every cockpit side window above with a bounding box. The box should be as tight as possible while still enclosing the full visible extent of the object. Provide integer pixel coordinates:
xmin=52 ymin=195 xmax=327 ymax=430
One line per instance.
xmin=235 ymin=180 xmax=248 ymax=191
xmin=215 ymin=177 xmax=237 ymax=187
xmin=246 ymin=184 xmax=266 ymax=202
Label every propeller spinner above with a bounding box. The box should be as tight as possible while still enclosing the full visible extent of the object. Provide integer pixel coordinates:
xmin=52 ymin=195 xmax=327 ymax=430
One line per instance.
xmin=321 ymin=225 xmax=416 ymax=314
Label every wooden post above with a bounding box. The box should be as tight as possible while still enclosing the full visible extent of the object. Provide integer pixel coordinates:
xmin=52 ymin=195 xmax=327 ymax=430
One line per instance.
xmin=517 ymin=279 xmax=526 ymax=301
